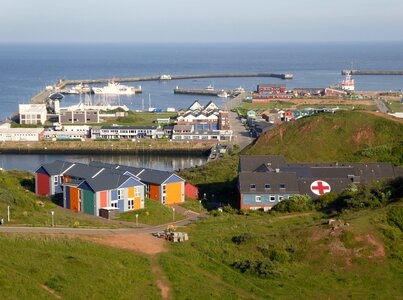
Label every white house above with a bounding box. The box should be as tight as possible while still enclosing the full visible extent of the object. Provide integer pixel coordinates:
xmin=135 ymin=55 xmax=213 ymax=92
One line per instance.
xmin=0 ymin=128 xmax=44 ymax=142
xmin=19 ymin=104 xmax=47 ymax=125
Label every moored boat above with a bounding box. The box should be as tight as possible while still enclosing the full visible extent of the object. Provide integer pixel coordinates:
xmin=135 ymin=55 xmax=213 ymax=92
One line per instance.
xmin=92 ymin=81 xmax=139 ymax=95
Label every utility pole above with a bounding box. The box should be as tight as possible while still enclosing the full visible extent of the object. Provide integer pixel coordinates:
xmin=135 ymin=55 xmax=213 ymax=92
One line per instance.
xmin=51 ymin=211 xmax=55 ymax=227
xmin=7 ymin=206 xmax=10 ymax=222
xmin=172 ymin=207 xmax=175 ymax=222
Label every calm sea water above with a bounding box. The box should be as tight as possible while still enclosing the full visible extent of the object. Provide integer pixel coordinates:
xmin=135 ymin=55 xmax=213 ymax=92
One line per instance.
xmin=1 ymin=42 xmax=403 ymax=120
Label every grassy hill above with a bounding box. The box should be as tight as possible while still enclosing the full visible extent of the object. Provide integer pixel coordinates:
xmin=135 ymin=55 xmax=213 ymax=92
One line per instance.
xmin=159 ymin=204 xmax=403 ymax=299
xmin=1 ymin=203 xmax=401 ymax=299
xmin=246 ymin=111 xmax=403 ymax=165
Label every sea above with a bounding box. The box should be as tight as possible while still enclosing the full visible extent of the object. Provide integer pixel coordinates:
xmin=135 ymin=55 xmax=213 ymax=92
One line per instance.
xmin=0 ymin=42 xmax=402 ymax=171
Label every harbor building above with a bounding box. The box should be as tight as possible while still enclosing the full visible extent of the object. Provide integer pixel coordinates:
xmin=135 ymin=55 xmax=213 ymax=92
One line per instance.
xmin=58 ymin=109 xmax=100 ymax=124
xmin=238 ymin=156 xmax=403 ymax=211
xmin=257 ymin=84 xmax=286 ymax=95
xmin=0 ymin=127 xmax=44 ymax=142
xmin=91 ymin=126 xmax=158 ymax=140
xmin=19 ymin=104 xmax=47 ymax=125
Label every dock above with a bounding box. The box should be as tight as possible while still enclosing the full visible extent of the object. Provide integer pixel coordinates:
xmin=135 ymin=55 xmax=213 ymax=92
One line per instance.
xmin=31 ymin=72 xmax=293 ymax=104
xmin=342 ymin=70 xmax=403 ymax=76
xmin=174 ymin=87 xmax=230 ymax=96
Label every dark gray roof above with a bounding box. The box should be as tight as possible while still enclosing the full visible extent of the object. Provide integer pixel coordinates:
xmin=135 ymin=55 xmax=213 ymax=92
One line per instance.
xmin=239 ymin=155 xmax=286 ymax=172
xmin=349 ymin=163 xmax=396 ymax=184
xmin=239 ymin=172 xmax=299 ymax=194
xmin=82 ymin=171 xmax=135 ymax=192
xmin=101 ymin=126 xmax=156 ymax=130
xmin=297 ymin=178 xmax=353 ymax=197
xmin=64 ymin=163 xmax=104 ymax=180
xmin=38 ymin=160 xmax=75 ymax=176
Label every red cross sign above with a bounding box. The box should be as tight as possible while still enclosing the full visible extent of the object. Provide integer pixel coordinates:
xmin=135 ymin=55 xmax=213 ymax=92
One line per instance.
xmin=310 ymin=180 xmax=331 ymax=196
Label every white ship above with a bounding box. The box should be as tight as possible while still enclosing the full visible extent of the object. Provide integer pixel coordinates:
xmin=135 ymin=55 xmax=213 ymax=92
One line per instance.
xmin=72 ymin=83 xmax=92 ymax=93
xmin=341 ymin=72 xmax=355 ymax=92
xmin=217 ymin=91 xmax=228 ymax=98
xmin=92 ymin=81 xmax=138 ymax=95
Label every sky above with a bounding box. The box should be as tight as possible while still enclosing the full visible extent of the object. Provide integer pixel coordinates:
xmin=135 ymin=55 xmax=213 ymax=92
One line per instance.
xmin=0 ymin=0 xmax=403 ymax=43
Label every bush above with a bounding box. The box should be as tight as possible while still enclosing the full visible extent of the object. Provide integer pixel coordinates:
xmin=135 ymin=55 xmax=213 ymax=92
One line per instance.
xmin=232 ymin=259 xmax=280 ymax=278
xmin=314 ymin=192 xmax=338 ymax=210
xmin=232 ymin=233 xmax=257 ymax=245
xmin=222 ymin=205 xmax=238 ymax=214
xmin=272 ymin=195 xmax=314 ymax=213
xmin=387 ymin=206 xmax=403 ymax=231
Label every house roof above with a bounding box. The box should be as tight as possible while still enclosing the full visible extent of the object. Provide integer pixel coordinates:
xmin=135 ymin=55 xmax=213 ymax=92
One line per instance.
xmin=101 ymin=126 xmax=156 ymax=130
xmin=173 ymin=125 xmax=193 ymax=131
xmin=81 ymin=171 xmax=139 ymax=192
xmin=239 ymin=172 xmax=299 ymax=194
xmin=64 ymin=163 xmax=105 ymax=179
xmin=239 ymin=155 xmax=286 ymax=172
xmin=37 ymin=160 xmax=75 ymax=176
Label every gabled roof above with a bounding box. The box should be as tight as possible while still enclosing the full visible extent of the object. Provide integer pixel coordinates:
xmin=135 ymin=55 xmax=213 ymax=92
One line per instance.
xmin=81 ymin=171 xmax=142 ymax=192
xmin=36 ymin=160 xmax=75 ymax=176
xmin=64 ymin=163 xmax=105 ymax=179
xmin=188 ymin=100 xmax=203 ymax=111
xmin=239 ymin=172 xmax=299 ymax=194
xmin=239 ymin=156 xmax=286 ymax=172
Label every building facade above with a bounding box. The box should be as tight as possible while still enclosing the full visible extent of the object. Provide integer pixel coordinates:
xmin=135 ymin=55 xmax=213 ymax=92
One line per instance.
xmin=19 ymin=104 xmax=47 ymax=125
xmin=92 ymin=126 xmax=158 ymax=139
xmin=0 ymin=128 xmax=44 ymax=142
xmin=59 ymin=109 xmax=100 ymax=124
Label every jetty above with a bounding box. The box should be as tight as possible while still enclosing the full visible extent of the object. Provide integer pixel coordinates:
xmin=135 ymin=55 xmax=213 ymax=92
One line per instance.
xmin=342 ymin=70 xmax=403 ymax=76
xmin=174 ymin=87 xmax=230 ymax=96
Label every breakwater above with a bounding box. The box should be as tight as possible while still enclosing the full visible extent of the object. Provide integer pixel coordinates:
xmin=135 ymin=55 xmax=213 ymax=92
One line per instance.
xmin=342 ymin=70 xmax=403 ymax=76
xmin=0 ymin=141 xmax=212 ymax=155
xmin=174 ymin=87 xmax=230 ymax=96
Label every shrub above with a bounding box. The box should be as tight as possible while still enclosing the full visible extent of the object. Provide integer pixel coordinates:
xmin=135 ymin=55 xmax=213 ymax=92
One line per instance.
xmin=272 ymin=195 xmax=314 ymax=213
xmin=387 ymin=206 xmax=403 ymax=231
xmin=231 ymin=233 xmax=256 ymax=245
xmin=314 ymin=192 xmax=338 ymax=210
xmin=222 ymin=205 xmax=238 ymax=214
xmin=232 ymin=259 xmax=280 ymax=278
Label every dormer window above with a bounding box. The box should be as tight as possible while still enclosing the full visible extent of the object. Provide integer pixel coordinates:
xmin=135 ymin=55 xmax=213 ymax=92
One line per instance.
xmin=265 ymin=184 xmax=271 ymax=190
xmin=250 ymin=184 xmax=256 ymax=190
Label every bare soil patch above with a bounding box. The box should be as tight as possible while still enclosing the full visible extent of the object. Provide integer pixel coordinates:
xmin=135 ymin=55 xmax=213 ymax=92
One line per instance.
xmin=80 ymin=233 xmax=168 ymax=255
xmin=41 ymin=284 xmax=62 ymax=299
xmin=353 ymin=127 xmax=375 ymax=145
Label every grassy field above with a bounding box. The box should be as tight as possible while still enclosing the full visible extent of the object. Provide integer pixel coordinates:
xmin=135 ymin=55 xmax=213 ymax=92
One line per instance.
xmin=117 ymin=199 xmax=186 ymax=226
xmin=101 ymin=111 xmax=176 ymax=126
xmin=160 ymin=204 xmax=403 ymax=299
xmin=0 ymin=170 xmax=122 ymax=228
xmin=238 ymin=101 xmax=295 ymax=111
xmin=295 ymin=103 xmax=378 ymax=111
xmin=0 ymin=235 xmax=160 ymax=299
xmin=387 ymin=100 xmax=403 ymax=112
xmin=246 ymin=111 xmax=403 ymax=165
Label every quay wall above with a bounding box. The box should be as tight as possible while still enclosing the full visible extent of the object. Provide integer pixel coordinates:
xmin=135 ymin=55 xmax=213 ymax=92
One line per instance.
xmin=342 ymin=70 xmax=403 ymax=76
xmin=0 ymin=141 xmax=212 ymax=155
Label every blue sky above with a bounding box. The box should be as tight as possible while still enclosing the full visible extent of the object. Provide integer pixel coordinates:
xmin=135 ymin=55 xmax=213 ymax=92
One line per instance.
xmin=1 ymin=0 xmax=402 ymax=42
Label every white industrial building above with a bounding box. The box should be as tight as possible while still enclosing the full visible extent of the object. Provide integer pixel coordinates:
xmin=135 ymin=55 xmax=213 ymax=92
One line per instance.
xmin=0 ymin=128 xmax=44 ymax=142
xmin=19 ymin=104 xmax=47 ymax=125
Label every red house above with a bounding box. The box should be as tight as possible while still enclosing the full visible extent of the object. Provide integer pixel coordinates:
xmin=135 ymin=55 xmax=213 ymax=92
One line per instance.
xmin=35 ymin=161 xmax=75 ymax=196
xmin=185 ymin=182 xmax=199 ymax=200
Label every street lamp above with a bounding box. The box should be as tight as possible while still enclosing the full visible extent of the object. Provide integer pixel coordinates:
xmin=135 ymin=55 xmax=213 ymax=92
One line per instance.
xmin=51 ymin=211 xmax=55 ymax=227
xmin=172 ymin=207 xmax=175 ymax=222
xmin=135 ymin=214 xmax=139 ymax=227
xmin=199 ymin=200 xmax=202 ymax=213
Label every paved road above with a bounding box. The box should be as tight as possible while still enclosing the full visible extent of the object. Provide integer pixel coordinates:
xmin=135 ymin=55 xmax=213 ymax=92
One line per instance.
xmin=374 ymin=98 xmax=389 ymax=113
xmin=0 ymin=213 xmax=208 ymax=235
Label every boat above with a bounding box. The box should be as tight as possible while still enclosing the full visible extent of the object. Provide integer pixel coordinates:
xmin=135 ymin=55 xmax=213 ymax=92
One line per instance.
xmin=217 ymin=91 xmax=228 ymax=98
xmin=341 ymin=72 xmax=355 ymax=92
xmin=205 ymin=84 xmax=214 ymax=91
xmin=92 ymin=81 xmax=138 ymax=95
xmin=160 ymin=74 xmax=172 ymax=80
xmin=233 ymin=86 xmax=245 ymax=94
xmin=72 ymin=83 xmax=92 ymax=94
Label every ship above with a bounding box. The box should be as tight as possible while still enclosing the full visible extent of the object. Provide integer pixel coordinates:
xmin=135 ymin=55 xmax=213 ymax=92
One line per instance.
xmin=159 ymin=74 xmax=172 ymax=80
xmin=341 ymin=72 xmax=355 ymax=92
xmin=217 ymin=91 xmax=228 ymax=98
xmin=92 ymin=81 xmax=140 ymax=95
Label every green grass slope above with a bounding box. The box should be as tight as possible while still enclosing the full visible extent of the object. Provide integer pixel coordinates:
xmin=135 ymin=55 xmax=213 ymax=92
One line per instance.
xmin=0 ymin=236 xmax=160 ymax=299
xmin=0 ymin=170 xmax=121 ymax=228
xmin=160 ymin=205 xmax=403 ymax=299
xmin=246 ymin=111 xmax=403 ymax=165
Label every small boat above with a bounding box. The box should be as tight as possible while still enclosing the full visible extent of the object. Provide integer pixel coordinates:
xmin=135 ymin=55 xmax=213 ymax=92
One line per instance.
xmin=160 ymin=74 xmax=172 ymax=80
xmin=92 ymin=81 xmax=138 ymax=95
xmin=72 ymin=83 xmax=92 ymax=93
xmin=234 ymin=86 xmax=245 ymax=94
xmin=205 ymin=84 xmax=214 ymax=91
xmin=217 ymin=91 xmax=228 ymax=98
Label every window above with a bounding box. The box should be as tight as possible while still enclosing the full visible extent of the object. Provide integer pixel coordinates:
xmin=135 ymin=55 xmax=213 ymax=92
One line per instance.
xmin=278 ymin=196 xmax=284 ymax=201
xmin=146 ymin=185 xmax=150 ymax=192
xmin=270 ymin=195 xmax=276 ymax=202
xmin=162 ymin=184 xmax=166 ymax=194
xmin=255 ymin=196 xmax=261 ymax=202
xmin=280 ymin=184 xmax=285 ymax=189
xmin=250 ymin=184 xmax=256 ymax=190
xmin=117 ymin=189 xmax=124 ymax=200
xmin=265 ymin=184 xmax=271 ymax=189
xmin=135 ymin=187 xmax=141 ymax=197
xmin=111 ymin=200 xmax=118 ymax=208
xmin=54 ymin=176 xmax=58 ymax=185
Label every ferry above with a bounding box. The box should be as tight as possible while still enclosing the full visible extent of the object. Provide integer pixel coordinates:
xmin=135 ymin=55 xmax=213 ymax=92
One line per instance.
xmin=341 ymin=72 xmax=355 ymax=92
xmin=217 ymin=91 xmax=228 ymax=98
xmin=92 ymin=81 xmax=138 ymax=95
xmin=205 ymin=84 xmax=214 ymax=91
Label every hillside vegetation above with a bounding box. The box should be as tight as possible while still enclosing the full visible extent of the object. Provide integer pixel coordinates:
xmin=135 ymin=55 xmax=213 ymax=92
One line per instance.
xmin=246 ymin=111 xmax=403 ymax=165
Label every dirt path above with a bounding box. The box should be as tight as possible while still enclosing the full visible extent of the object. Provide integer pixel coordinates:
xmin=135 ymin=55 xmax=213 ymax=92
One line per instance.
xmin=41 ymin=285 xmax=62 ymax=299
